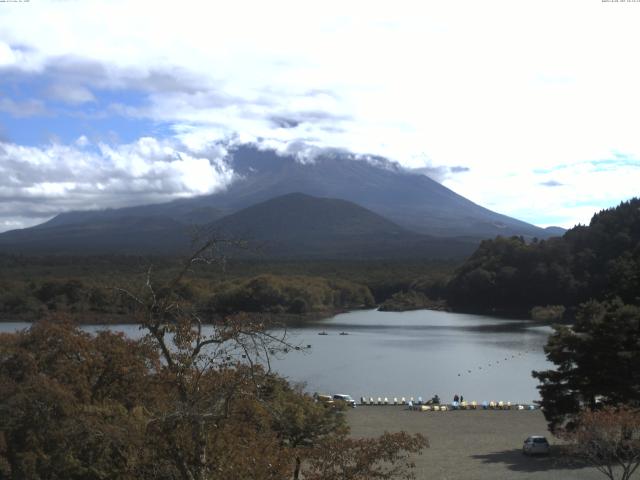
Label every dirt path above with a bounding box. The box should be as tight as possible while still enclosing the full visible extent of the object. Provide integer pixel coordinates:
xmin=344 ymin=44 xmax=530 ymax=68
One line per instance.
xmin=346 ymin=406 xmax=608 ymax=480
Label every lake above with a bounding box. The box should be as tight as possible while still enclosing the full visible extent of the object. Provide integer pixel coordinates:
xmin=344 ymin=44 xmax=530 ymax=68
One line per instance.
xmin=0 ymin=309 xmax=552 ymax=404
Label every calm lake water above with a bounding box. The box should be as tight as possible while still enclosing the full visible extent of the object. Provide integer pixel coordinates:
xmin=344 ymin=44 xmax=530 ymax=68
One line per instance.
xmin=1 ymin=309 xmax=552 ymax=404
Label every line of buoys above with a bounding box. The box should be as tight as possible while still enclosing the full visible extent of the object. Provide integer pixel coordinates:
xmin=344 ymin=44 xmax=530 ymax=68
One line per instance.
xmin=455 ymin=347 xmax=538 ymax=378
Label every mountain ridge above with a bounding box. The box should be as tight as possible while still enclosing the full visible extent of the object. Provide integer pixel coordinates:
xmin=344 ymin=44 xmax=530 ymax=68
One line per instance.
xmin=0 ymin=193 xmax=477 ymax=258
xmin=35 ymin=145 xmax=562 ymax=239
xmin=0 ymin=145 xmax=566 ymax=257
xmin=204 ymin=192 xmax=477 ymax=259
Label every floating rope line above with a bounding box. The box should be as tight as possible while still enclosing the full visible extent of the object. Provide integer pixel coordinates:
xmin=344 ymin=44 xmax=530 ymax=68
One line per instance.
xmin=455 ymin=347 xmax=538 ymax=378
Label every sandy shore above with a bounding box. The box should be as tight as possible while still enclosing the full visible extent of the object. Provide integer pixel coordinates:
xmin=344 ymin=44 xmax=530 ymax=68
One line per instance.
xmin=346 ymin=406 xmax=605 ymax=480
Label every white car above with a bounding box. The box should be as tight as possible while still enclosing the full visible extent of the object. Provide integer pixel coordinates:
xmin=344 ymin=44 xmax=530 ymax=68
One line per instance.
xmin=333 ymin=394 xmax=357 ymax=407
xmin=522 ymin=436 xmax=550 ymax=455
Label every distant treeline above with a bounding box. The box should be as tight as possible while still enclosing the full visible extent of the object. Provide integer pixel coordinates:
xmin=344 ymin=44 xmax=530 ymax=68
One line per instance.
xmin=7 ymin=199 xmax=636 ymax=323
xmin=445 ymin=198 xmax=640 ymax=317
xmin=208 ymin=274 xmax=374 ymax=314
xmin=0 ymin=277 xmax=137 ymax=321
xmin=0 ymin=254 xmax=456 ymax=322
xmin=0 ymin=275 xmax=373 ymax=322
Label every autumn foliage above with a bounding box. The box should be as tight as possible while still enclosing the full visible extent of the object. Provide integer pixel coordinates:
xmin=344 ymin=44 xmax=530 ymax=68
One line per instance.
xmin=306 ymin=431 xmax=428 ymax=480
xmin=0 ymin=316 xmax=426 ymax=479
xmin=562 ymin=407 xmax=640 ymax=480
xmin=0 ymin=239 xmax=428 ymax=479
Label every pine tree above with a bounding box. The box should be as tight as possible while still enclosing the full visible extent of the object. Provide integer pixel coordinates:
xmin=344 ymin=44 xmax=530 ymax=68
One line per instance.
xmin=533 ymin=300 xmax=640 ymax=432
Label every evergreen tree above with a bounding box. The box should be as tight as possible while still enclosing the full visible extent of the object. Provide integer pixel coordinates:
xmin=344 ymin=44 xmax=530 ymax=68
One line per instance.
xmin=533 ymin=300 xmax=640 ymax=432
xmin=447 ymin=197 xmax=640 ymax=316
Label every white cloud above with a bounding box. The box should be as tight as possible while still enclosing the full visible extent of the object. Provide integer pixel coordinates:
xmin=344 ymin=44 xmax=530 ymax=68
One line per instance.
xmin=0 ymin=215 xmax=47 ymax=232
xmin=0 ymin=138 xmax=234 ymax=231
xmin=443 ymin=155 xmax=640 ymax=228
xmin=47 ymin=83 xmax=95 ymax=104
xmin=75 ymin=135 xmax=89 ymax=147
xmin=0 ymin=98 xmax=47 ymax=117
xmin=0 ymin=41 xmax=43 ymax=71
xmin=0 ymin=42 xmax=17 ymax=66
xmin=0 ymin=0 xmax=639 ymax=229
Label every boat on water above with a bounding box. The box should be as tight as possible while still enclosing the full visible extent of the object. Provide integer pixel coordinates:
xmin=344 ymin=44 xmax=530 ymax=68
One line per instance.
xmin=318 ymin=331 xmax=328 ymax=335
xmin=339 ymin=332 xmax=349 ymax=336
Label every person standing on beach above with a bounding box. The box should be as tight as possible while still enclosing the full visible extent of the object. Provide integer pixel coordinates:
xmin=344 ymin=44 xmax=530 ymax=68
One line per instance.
xmin=453 ymin=394 xmax=459 ymax=403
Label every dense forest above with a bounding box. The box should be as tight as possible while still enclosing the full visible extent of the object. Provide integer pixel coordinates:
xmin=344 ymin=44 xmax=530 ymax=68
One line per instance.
xmin=208 ymin=274 xmax=374 ymax=315
xmin=446 ymin=198 xmax=640 ymax=318
xmin=0 ymin=272 xmax=373 ymax=323
xmin=0 ymin=255 xmax=454 ymax=323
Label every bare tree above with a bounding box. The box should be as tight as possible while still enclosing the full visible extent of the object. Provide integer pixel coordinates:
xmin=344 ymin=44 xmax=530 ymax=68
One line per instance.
xmin=562 ymin=407 xmax=640 ymax=480
xmin=117 ymin=237 xmax=294 ymax=480
xmin=113 ymin=235 xmax=429 ymax=480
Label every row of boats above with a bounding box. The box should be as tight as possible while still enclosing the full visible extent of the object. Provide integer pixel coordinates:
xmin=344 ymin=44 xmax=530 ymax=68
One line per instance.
xmin=360 ymin=397 xmax=538 ymax=410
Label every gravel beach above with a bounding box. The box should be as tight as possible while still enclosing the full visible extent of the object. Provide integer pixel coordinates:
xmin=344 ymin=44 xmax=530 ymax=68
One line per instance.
xmin=346 ymin=406 xmax=606 ymax=480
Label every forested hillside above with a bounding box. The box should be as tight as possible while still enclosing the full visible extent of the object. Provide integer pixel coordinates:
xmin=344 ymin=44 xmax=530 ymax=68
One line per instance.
xmin=446 ymin=198 xmax=640 ymax=317
xmin=208 ymin=274 xmax=374 ymax=315
xmin=0 ymin=254 xmax=455 ymax=322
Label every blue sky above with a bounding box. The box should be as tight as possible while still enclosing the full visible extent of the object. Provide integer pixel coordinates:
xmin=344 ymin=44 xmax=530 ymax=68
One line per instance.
xmin=0 ymin=0 xmax=639 ymax=232
xmin=0 ymin=70 xmax=169 ymax=145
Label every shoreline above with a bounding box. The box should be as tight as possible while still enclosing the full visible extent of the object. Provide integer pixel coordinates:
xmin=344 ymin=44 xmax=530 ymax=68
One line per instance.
xmin=0 ymin=305 xmax=556 ymax=326
xmin=0 ymin=308 xmax=345 ymax=326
